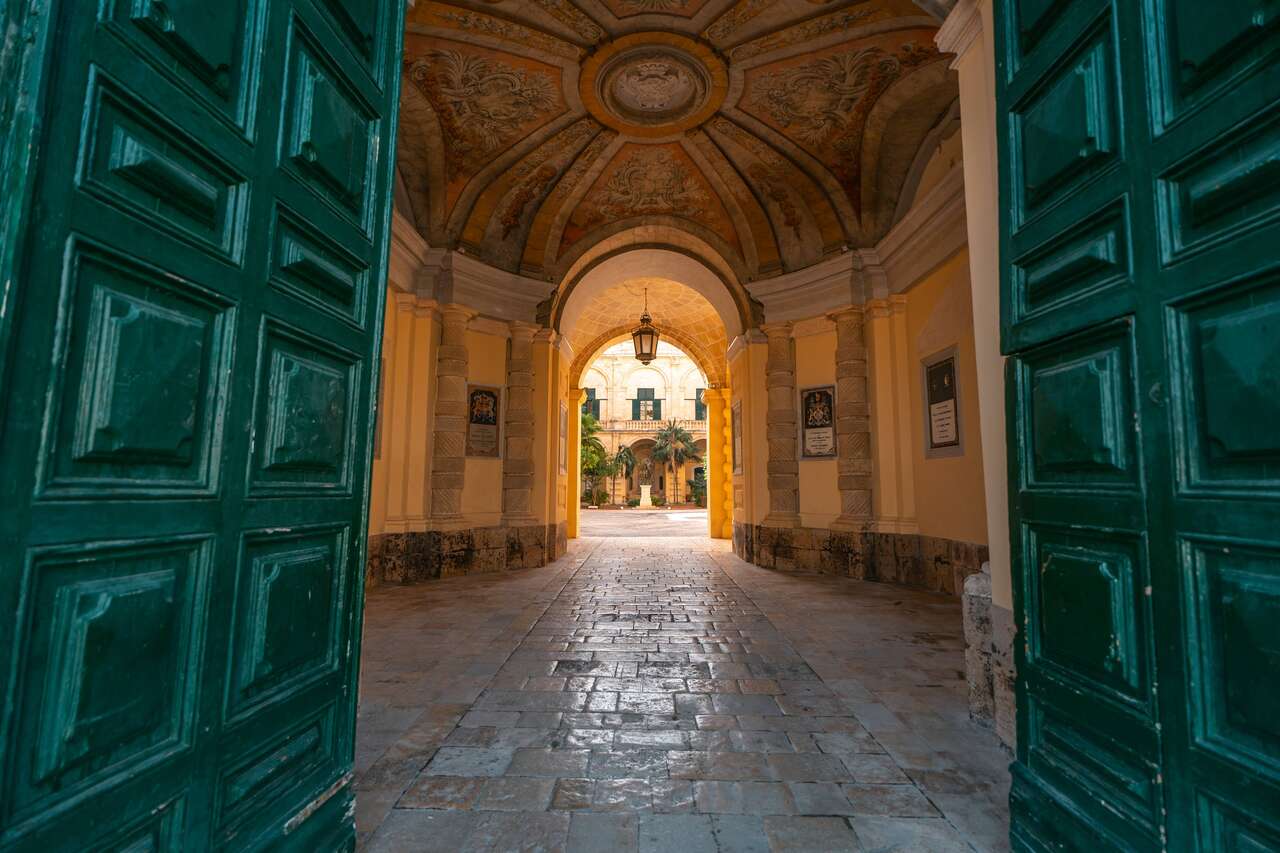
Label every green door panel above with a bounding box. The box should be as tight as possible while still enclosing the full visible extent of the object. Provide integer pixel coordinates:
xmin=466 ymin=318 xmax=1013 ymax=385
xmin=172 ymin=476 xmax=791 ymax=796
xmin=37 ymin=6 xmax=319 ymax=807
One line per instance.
xmin=999 ymin=0 xmax=1280 ymax=850
xmin=0 ymin=0 xmax=404 ymax=848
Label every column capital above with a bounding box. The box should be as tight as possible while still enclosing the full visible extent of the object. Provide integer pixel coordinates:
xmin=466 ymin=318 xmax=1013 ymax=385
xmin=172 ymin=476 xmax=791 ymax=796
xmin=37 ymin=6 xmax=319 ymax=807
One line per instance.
xmin=935 ymin=0 xmax=983 ymax=70
xmin=759 ymin=321 xmax=794 ymax=339
xmin=440 ymin=303 xmax=479 ymax=324
xmin=826 ymin=305 xmax=865 ymax=323
xmin=508 ymin=320 xmax=540 ymax=341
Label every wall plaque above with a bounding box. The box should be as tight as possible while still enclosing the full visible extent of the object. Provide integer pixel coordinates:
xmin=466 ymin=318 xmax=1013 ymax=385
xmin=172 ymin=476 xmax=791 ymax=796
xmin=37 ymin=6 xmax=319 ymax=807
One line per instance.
xmin=924 ymin=348 xmax=962 ymax=457
xmin=800 ymin=385 xmax=836 ymax=458
xmin=466 ymin=384 xmax=501 ymax=458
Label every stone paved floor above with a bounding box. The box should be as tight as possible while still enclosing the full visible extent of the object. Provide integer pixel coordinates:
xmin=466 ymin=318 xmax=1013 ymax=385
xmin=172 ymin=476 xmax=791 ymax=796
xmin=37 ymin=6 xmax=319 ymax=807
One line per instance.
xmin=356 ymin=537 xmax=1011 ymax=852
xmin=579 ymin=508 xmax=709 ymax=537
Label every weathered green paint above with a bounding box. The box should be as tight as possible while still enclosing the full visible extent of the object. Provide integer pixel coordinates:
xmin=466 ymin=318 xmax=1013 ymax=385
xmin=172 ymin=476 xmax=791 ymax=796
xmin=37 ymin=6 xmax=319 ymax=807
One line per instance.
xmin=0 ymin=0 xmax=403 ymax=848
xmin=998 ymin=0 xmax=1280 ymax=849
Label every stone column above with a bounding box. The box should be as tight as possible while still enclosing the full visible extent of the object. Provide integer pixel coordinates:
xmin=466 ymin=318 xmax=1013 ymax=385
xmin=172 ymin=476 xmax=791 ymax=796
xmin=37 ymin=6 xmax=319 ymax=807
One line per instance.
xmin=428 ymin=303 xmax=476 ymax=528
xmin=703 ymin=387 xmax=733 ymax=540
xmin=566 ymin=387 xmax=585 ymax=538
xmin=761 ymin=322 xmax=800 ymax=528
xmin=829 ymin=307 xmax=872 ymax=529
xmin=503 ymin=322 xmax=538 ymax=525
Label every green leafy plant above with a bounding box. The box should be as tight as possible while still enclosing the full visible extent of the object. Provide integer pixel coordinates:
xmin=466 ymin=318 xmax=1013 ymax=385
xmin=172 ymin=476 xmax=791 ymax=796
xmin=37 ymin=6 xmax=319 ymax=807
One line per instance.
xmin=626 ymin=498 xmax=640 ymax=508
xmin=651 ymin=419 xmax=702 ymax=504
xmin=652 ymin=496 xmax=666 ymax=507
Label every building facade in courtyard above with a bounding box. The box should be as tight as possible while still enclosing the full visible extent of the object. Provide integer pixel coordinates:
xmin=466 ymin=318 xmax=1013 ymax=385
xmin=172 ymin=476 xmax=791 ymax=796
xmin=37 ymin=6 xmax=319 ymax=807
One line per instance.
xmin=581 ymin=341 xmax=708 ymax=504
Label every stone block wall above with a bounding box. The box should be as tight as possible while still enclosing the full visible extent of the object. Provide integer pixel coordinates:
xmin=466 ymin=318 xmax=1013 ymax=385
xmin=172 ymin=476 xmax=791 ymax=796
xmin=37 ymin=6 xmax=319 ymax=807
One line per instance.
xmin=366 ymin=521 xmax=567 ymax=585
xmin=962 ymin=566 xmax=1017 ymax=751
xmin=732 ymin=522 xmax=987 ymax=598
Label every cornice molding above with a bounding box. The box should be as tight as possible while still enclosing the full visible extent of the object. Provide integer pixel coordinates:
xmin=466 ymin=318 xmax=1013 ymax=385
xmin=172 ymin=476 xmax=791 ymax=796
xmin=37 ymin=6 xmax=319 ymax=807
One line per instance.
xmin=935 ymin=0 xmax=983 ymax=69
xmin=877 ymin=166 xmax=968 ymax=295
xmin=745 ymin=253 xmax=859 ymax=324
xmin=726 ymin=330 xmax=766 ymax=362
xmin=469 ymin=315 xmax=513 ymax=339
xmin=790 ymin=316 xmax=835 ymax=338
xmin=429 ymin=250 xmax=558 ymax=324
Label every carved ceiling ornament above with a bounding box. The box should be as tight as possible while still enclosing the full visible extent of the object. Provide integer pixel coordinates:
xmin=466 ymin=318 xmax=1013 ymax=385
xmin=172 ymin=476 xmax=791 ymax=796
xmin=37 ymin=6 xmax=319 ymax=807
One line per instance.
xmin=582 ymin=146 xmax=713 ymax=225
xmin=406 ymin=47 xmax=560 ymax=175
xmin=742 ymin=38 xmax=944 ymax=211
xmin=580 ymin=32 xmax=727 ymax=138
xmin=397 ymin=4 xmax=955 ymax=282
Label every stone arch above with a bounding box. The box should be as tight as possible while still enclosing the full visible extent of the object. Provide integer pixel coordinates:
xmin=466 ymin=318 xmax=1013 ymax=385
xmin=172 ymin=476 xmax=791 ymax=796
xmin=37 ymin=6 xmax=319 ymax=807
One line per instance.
xmin=553 ymin=245 xmax=754 ymax=338
xmin=570 ymin=327 xmax=727 ymax=389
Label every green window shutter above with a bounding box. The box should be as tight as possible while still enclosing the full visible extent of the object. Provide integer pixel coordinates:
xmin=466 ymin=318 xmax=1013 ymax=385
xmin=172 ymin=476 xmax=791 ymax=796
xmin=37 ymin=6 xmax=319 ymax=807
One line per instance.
xmin=632 ymin=398 xmax=640 ymax=419
xmin=653 ymin=399 xmax=662 ymax=420
xmin=582 ymin=388 xmax=595 ymax=415
xmin=695 ymin=388 xmax=706 ymax=420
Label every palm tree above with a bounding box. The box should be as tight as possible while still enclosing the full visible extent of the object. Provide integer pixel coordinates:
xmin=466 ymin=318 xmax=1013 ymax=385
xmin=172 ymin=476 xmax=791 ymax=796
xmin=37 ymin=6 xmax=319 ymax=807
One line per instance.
xmin=651 ymin=419 xmax=701 ymax=504
xmin=612 ymin=445 xmax=636 ymax=504
xmin=580 ymin=412 xmax=608 ymax=503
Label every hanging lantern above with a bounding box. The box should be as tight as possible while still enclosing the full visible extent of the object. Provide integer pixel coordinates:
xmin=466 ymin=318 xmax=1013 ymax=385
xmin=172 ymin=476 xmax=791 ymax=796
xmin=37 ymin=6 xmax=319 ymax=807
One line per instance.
xmin=631 ymin=288 xmax=660 ymax=365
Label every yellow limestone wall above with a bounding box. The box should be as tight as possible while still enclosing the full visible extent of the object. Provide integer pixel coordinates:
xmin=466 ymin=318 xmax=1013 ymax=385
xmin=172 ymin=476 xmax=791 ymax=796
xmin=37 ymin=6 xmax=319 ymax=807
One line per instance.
xmin=461 ymin=329 xmax=507 ymax=527
xmin=369 ymin=290 xmax=439 ymax=537
xmin=904 ymin=251 xmax=989 ymax=545
xmin=795 ymin=328 xmax=840 ymax=529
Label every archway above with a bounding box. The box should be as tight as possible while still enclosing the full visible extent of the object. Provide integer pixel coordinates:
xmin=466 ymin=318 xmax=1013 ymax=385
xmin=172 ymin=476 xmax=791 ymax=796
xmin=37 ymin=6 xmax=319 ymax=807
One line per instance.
xmin=560 ymin=273 xmax=734 ymax=541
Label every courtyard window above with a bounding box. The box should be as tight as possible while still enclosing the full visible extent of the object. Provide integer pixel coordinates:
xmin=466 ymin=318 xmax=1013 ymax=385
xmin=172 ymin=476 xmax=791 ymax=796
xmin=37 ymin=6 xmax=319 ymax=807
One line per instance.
xmin=633 ymin=387 xmax=661 ymax=420
xmin=582 ymin=387 xmax=601 ymax=420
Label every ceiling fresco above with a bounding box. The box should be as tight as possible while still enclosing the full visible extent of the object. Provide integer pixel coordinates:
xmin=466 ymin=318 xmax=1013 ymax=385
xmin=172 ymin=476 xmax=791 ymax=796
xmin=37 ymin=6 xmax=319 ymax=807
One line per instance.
xmin=397 ymin=0 xmax=957 ymax=284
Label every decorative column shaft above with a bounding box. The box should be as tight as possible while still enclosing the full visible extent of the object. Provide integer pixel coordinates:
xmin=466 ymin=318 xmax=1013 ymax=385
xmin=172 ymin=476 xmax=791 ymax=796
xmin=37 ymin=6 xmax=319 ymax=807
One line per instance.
xmin=503 ymin=322 xmax=538 ymax=524
xmin=830 ymin=307 xmax=872 ymax=529
xmin=761 ymin=322 xmax=800 ymax=528
xmin=566 ymin=387 xmax=585 ymax=539
xmin=429 ymin=304 xmax=476 ymax=526
xmin=703 ymin=387 xmax=734 ymax=540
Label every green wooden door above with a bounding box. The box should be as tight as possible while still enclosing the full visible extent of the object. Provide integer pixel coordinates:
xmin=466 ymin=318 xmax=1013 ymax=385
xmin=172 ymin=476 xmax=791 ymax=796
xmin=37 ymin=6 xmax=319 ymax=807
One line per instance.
xmin=998 ymin=1 xmax=1280 ymax=849
xmin=0 ymin=0 xmax=403 ymax=849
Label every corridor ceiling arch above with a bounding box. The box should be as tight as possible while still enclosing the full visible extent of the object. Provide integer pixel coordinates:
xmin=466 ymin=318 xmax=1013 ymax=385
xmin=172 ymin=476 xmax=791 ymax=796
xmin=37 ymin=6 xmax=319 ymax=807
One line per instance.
xmin=556 ymin=248 xmax=745 ymax=341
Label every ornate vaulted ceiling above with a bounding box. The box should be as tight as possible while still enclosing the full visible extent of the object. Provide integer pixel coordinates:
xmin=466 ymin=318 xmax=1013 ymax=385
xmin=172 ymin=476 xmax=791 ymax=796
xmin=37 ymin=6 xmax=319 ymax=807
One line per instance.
xmin=397 ymin=0 xmax=957 ymax=285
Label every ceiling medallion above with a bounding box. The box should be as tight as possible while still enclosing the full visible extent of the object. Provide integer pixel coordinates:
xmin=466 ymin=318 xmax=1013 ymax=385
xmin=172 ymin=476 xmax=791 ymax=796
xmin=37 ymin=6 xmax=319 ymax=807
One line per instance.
xmin=580 ymin=33 xmax=728 ymax=139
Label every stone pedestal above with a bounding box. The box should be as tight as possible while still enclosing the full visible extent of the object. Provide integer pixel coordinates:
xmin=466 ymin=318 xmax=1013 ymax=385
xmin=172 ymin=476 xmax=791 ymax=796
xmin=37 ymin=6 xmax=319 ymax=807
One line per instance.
xmin=639 ymin=484 xmax=652 ymax=507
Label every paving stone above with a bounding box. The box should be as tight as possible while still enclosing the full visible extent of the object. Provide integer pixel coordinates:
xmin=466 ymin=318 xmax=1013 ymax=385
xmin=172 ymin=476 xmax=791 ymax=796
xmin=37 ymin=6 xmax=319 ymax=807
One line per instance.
xmin=425 ymin=748 xmax=515 ymax=777
xmin=787 ymin=782 xmax=856 ymax=816
xmin=708 ymin=815 xmax=771 ymax=853
xmin=762 ymin=815 xmax=861 ymax=852
xmin=399 ymin=775 xmax=486 ymax=810
xmin=463 ymin=811 xmax=569 ymax=853
xmin=693 ymin=780 xmax=795 ymax=815
xmin=848 ymin=815 xmax=974 ymax=852
xmin=639 ymin=814 xmax=717 ymax=853
xmin=568 ymin=812 xmax=639 ymax=853
xmin=841 ymin=783 xmax=940 ymax=817
xmin=842 ymin=754 xmax=911 ymax=784
xmin=767 ymin=753 xmax=852 ymax=782
xmin=550 ymin=777 xmax=594 ymax=811
xmin=365 ymin=808 xmax=480 ymax=853
xmin=585 ymin=748 xmax=666 ymax=779
xmin=476 ymin=776 xmax=556 ymax=811
xmin=507 ymin=748 xmax=592 ymax=778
